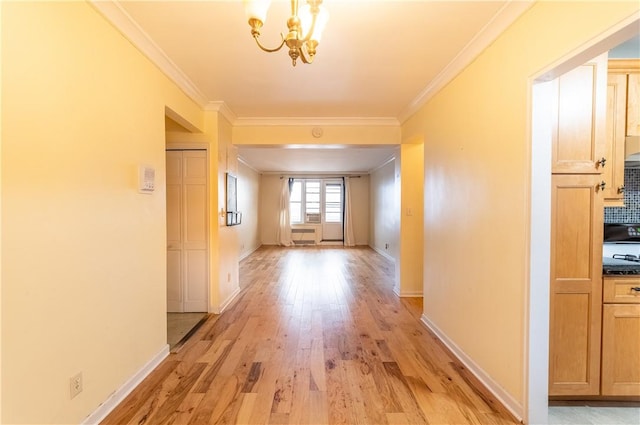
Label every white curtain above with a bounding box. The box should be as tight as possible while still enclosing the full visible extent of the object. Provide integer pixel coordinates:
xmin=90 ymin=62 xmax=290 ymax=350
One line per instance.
xmin=276 ymin=178 xmax=292 ymax=246
xmin=343 ymin=177 xmax=355 ymax=247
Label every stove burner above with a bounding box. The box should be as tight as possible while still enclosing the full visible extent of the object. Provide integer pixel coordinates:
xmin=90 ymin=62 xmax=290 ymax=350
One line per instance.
xmin=612 ymin=254 xmax=640 ymax=262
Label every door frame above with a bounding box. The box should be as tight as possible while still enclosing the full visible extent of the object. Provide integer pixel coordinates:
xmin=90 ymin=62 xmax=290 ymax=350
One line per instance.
xmin=165 ymin=143 xmax=211 ymax=314
xmin=526 ymin=17 xmax=639 ymax=424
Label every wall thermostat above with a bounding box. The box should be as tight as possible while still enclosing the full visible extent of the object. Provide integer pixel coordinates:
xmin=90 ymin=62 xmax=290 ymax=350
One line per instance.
xmin=138 ymin=165 xmax=155 ymax=194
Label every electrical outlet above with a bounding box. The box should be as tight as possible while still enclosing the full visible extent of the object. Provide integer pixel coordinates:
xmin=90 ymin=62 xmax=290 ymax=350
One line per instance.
xmin=70 ymin=372 xmax=83 ymax=399
xmin=227 ymin=272 xmax=231 ymax=282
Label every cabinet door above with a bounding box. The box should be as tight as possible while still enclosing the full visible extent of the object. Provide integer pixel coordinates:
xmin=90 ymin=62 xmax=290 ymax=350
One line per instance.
xmin=603 ymin=73 xmax=627 ymax=205
xmin=551 ymin=53 xmax=608 ymax=174
xmin=628 ymin=73 xmax=640 ymax=137
xmin=601 ymin=304 xmax=640 ymax=396
xmin=549 ymin=174 xmax=603 ymax=396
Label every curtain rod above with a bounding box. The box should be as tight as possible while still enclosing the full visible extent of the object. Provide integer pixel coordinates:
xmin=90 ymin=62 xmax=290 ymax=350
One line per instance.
xmin=279 ymin=175 xmax=361 ymax=179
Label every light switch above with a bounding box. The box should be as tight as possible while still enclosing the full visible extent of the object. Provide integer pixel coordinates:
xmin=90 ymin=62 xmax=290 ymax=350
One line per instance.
xmin=138 ymin=165 xmax=155 ymax=194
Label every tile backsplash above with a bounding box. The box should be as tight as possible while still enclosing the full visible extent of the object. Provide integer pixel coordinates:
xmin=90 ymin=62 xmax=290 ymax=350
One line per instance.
xmin=604 ymin=168 xmax=640 ymax=223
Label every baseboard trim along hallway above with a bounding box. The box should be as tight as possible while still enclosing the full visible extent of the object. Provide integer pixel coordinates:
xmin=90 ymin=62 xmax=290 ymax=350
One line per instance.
xmin=420 ymin=314 xmax=524 ymax=422
xmin=98 ymin=247 xmax=520 ymax=424
xmin=82 ymin=345 xmax=170 ymax=425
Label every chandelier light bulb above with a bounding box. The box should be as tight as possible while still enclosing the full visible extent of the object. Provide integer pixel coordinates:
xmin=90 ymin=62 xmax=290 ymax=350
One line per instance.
xmin=244 ymin=0 xmax=328 ymax=66
xmin=243 ymin=0 xmax=271 ymax=24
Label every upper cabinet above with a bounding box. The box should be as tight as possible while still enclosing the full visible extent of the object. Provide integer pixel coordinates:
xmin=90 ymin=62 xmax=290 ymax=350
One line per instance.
xmin=604 ymin=71 xmax=628 ymax=205
xmin=551 ymin=53 xmax=608 ymax=174
xmin=607 ymin=59 xmax=640 ymax=137
xmin=605 ymin=59 xmax=640 ymax=206
xmin=628 ymin=71 xmax=640 ymax=136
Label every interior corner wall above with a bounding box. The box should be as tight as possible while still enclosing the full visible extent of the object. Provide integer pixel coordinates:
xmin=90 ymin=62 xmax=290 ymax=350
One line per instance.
xmin=402 ymin=0 xmax=640 ymax=414
xmin=259 ymin=175 xmax=281 ymax=245
xmin=399 ymin=143 xmax=424 ymax=296
xmin=369 ymin=159 xmax=398 ymax=263
xmin=237 ymin=161 xmax=261 ymax=259
xmin=216 ymin=114 xmax=240 ymax=312
xmin=1 ymin=2 xmax=204 ymax=424
xmin=349 ymin=175 xmax=370 ymax=246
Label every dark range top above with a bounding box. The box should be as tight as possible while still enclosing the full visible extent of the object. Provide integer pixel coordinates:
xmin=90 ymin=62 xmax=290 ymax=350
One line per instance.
xmin=603 ymin=257 xmax=640 ymax=275
xmin=603 ymin=224 xmax=640 ymax=275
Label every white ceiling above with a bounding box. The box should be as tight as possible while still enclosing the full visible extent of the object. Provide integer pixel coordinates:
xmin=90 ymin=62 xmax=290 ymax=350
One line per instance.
xmin=95 ymin=0 xmax=533 ymax=173
xmin=238 ymin=145 xmax=398 ymax=174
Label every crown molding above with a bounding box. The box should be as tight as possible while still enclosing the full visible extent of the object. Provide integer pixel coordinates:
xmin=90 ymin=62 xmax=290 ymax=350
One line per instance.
xmin=608 ymin=58 xmax=640 ymax=73
xmin=397 ymin=0 xmax=535 ymax=124
xmin=237 ymin=156 xmax=262 ymax=173
xmin=233 ymin=117 xmax=400 ymax=127
xmin=92 ymin=0 xmax=533 ymax=127
xmin=205 ymin=101 xmax=238 ymax=124
xmin=90 ymin=0 xmax=208 ymax=107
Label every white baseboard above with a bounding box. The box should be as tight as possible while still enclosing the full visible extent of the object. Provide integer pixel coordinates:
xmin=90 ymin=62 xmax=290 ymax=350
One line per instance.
xmin=239 ymin=244 xmax=261 ymax=261
xmin=419 ymin=314 xmax=524 ymax=422
xmin=371 ymin=245 xmax=395 ymax=262
xmin=218 ymin=286 xmax=241 ymax=314
xmin=82 ymin=344 xmax=170 ymax=425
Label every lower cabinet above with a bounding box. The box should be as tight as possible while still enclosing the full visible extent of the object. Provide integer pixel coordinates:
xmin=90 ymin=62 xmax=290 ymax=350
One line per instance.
xmin=601 ymin=277 xmax=640 ymax=396
xmin=549 ymin=174 xmax=604 ymax=396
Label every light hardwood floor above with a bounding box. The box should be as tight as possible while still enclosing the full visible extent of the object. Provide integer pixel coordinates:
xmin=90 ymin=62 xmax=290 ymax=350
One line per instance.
xmin=101 ymin=246 xmax=519 ymax=425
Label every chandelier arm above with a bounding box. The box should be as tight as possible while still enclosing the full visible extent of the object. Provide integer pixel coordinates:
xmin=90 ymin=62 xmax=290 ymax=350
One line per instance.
xmin=299 ymin=50 xmax=313 ymax=64
xmin=253 ymin=33 xmax=287 ymax=53
xmin=301 ymin=10 xmax=318 ymax=42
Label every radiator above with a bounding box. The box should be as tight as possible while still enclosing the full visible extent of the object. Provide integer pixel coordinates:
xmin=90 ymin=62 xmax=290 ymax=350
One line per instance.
xmin=291 ymin=228 xmax=316 ymax=245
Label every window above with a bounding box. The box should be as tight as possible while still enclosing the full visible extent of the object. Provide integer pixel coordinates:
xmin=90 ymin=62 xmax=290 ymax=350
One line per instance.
xmin=324 ymin=183 xmax=342 ymax=222
xmin=305 ymin=180 xmax=321 ymax=219
xmin=290 ymin=180 xmax=303 ymax=224
xmin=290 ymin=179 xmax=342 ymax=225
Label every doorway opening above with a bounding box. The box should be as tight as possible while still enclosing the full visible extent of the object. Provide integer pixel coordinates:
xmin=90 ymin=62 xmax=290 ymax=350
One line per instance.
xmin=165 ymin=109 xmax=212 ymax=350
xmin=527 ymin=19 xmax=639 ymax=425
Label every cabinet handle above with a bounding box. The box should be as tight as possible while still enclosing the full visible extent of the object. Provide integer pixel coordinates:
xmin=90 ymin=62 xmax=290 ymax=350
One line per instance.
xmin=596 ymin=181 xmax=606 ymax=191
xmin=618 ymin=185 xmax=625 ymax=194
xmin=631 ymin=287 xmax=640 ymax=292
xmin=597 ymin=157 xmax=607 ymax=168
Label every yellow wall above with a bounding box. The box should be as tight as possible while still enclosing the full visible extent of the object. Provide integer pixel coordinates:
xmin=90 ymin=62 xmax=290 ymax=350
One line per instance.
xmin=1 ymin=2 xmax=203 ymax=423
xmin=404 ymin=0 xmax=639 ymax=409
xmin=233 ymin=124 xmax=400 ymax=146
xmin=0 ymin=2 xmax=4 ymax=421
xmin=216 ymin=114 xmax=241 ymax=311
xmin=238 ymin=161 xmax=262 ymax=259
xmin=369 ymin=158 xmax=398 ymax=261
xmin=399 ymin=142 xmax=424 ymax=296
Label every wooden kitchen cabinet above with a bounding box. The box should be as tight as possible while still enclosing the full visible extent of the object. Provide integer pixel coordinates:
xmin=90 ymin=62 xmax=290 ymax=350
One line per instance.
xmin=551 ymin=53 xmax=608 ymax=174
xmin=549 ymin=174 xmax=604 ymax=396
xmin=604 ymin=72 xmax=627 ymax=205
xmin=628 ymin=72 xmax=640 ymax=136
xmin=601 ymin=277 xmax=640 ymax=396
xmin=607 ymin=60 xmax=640 ymax=137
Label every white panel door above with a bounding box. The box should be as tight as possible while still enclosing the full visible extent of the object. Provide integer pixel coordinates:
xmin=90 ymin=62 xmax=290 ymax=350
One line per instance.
xmin=322 ymin=181 xmax=343 ymax=241
xmin=166 ymin=150 xmax=208 ymax=313
xmin=166 ymin=151 xmax=183 ymax=312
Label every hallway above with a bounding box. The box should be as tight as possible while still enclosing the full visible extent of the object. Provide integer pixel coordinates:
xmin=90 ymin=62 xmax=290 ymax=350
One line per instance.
xmin=101 ymin=246 xmax=518 ymax=424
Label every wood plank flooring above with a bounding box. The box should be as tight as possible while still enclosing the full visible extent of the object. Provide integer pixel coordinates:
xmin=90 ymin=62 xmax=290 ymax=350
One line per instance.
xmin=101 ymin=246 xmax=519 ymax=425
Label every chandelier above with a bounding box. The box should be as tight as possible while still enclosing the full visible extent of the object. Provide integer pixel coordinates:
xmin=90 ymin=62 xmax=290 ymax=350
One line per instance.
xmin=243 ymin=0 xmax=329 ymax=66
